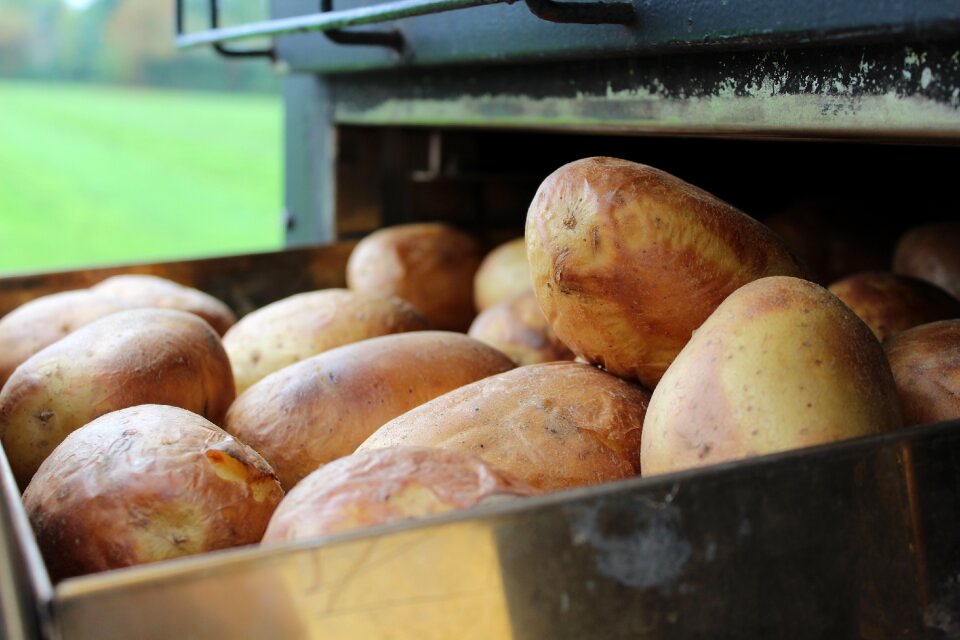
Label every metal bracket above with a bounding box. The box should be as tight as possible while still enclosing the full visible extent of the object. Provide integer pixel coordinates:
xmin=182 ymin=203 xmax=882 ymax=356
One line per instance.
xmin=175 ymin=0 xmax=276 ymax=60
xmin=524 ymin=0 xmax=634 ymax=24
xmin=174 ymin=0 xmax=635 ymax=53
xmin=321 ymin=0 xmax=406 ymax=52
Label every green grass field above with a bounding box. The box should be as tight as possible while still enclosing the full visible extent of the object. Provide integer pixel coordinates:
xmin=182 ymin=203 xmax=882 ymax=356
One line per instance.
xmin=0 ymin=80 xmax=284 ymax=274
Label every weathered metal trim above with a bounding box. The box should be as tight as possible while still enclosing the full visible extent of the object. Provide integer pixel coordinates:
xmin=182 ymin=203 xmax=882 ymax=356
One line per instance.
xmin=328 ymin=42 xmax=960 ymax=141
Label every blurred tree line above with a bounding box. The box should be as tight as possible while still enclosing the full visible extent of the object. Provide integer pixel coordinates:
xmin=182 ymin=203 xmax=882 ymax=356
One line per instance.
xmin=0 ymin=0 xmax=278 ymax=92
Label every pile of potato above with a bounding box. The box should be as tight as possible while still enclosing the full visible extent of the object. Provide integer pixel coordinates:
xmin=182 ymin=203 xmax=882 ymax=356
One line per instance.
xmin=2 ymin=156 xmax=959 ymax=582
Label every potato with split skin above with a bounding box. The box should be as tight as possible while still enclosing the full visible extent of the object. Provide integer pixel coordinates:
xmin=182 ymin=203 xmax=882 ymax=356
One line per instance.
xmin=222 ymin=289 xmax=429 ymax=394
xmin=347 ymin=223 xmax=483 ymax=331
xmin=358 ymin=362 xmax=650 ymax=492
xmin=526 ymin=157 xmax=806 ymax=388
xmin=92 ymin=274 xmax=237 ymax=336
xmin=225 ymin=331 xmax=515 ymax=490
xmin=884 ymin=320 xmax=960 ymax=426
xmin=828 ymin=271 xmax=960 ymax=341
xmin=262 ymin=447 xmax=535 ymax=543
xmin=23 ymin=405 xmax=283 ymax=581
xmin=468 ymin=291 xmax=575 ymax=366
xmin=0 ymin=290 xmax=134 ymax=389
xmin=893 ymin=221 xmax=960 ymax=300
xmin=0 ymin=308 xmax=235 ymax=488
xmin=474 ymin=237 xmax=531 ymax=312
xmin=642 ymin=276 xmax=903 ymax=476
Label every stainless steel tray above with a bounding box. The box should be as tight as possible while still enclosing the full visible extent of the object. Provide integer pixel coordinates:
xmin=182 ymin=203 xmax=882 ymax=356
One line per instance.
xmin=1 ymin=245 xmax=959 ymax=639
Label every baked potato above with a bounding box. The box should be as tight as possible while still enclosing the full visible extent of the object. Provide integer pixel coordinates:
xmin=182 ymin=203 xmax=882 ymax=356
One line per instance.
xmin=23 ymin=405 xmax=283 ymax=581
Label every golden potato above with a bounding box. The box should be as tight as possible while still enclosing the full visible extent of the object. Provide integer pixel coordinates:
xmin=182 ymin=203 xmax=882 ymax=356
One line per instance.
xmin=358 ymin=362 xmax=649 ymax=492
xmin=468 ymin=291 xmax=574 ymax=366
xmin=641 ymin=276 xmax=903 ymax=476
xmin=884 ymin=320 xmax=960 ymax=426
xmin=0 ymin=290 xmax=133 ymax=389
xmin=0 ymin=309 xmax=235 ymax=488
xmin=828 ymin=271 xmax=960 ymax=341
xmin=262 ymin=447 xmax=534 ymax=543
xmin=222 ymin=289 xmax=429 ymax=394
xmin=23 ymin=405 xmax=283 ymax=581
xmin=474 ymin=238 xmax=530 ymax=312
xmin=893 ymin=221 xmax=960 ymax=299
xmin=225 ymin=331 xmax=515 ymax=490
xmin=92 ymin=274 xmax=236 ymax=335
xmin=526 ymin=157 xmax=806 ymax=388
xmin=346 ymin=223 xmax=483 ymax=331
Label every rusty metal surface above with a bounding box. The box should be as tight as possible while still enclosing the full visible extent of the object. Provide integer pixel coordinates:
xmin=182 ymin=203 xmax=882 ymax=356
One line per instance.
xmin=0 ymin=420 xmax=946 ymax=638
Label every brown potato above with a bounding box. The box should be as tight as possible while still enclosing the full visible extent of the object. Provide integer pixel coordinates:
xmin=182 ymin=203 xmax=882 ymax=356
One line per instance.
xmin=358 ymin=362 xmax=650 ymax=492
xmin=474 ymin=238 xmax=531 ymax=312
xmin=222 ymin=289 xmax=429 ymax=394
xmin=225 ymin=331 xmax=515 ymax=490
xmin=893 ymin=221 xmax=960 ymax=300
xmin=0 ymin=290 xmax=133 ymax=389
xmin=526 ymin=157 xmax=806 ymax=389
xmin=92 ymin=274 xmax=237 ymax=335
xmin=346 ymin=223 xmax=483 ymax=331
xmin=468 ymin=291 xmax=575 ymax=366
xmin=884 ymin=320 xmax=960 ymax=426
xmin=0 ymin=309 xmax=235 ymax=488
xmin=828 ymin=271 xmax=960 ymax=341
xmin=763 ymin=202 xmax=890 ymax=284
xmin=641 ymin=276 xmax=902 ymax=476
xmin=23 ymin=405 xmax=283 ymax=581
xmin=262 ymin=447 xmax=534 ymax=544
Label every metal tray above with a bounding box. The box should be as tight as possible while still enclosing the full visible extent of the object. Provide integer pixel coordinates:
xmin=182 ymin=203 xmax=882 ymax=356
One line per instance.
xmin=1 ymin=245 xmax=959 ymax=639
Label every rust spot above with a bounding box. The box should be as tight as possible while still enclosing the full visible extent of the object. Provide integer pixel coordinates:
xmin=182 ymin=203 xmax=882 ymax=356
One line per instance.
xmin=562 ymin=214 xmax=577 ymax=229
xmin=37 ymin=409 xmax=54 ymax=424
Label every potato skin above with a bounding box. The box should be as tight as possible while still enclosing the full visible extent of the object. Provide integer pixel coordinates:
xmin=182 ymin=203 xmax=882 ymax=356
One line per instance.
xmin=893 ymin=221 xmax=960 ymax=299
xmin=0 ymin=290 xmax=133 ymax=389
xmin=346 ymin=223 xmax=483 ymax=331
xmin=763 ymin=202 xmax=890 ymax=284
xmin=262 ymin=447 xmax=534 ymax=543
xmin=641 ymin=276 xmax=903 ymax=476
xmin=225 ymin=331 xmax=515 ymax=490
xmin=526 ymin=157 xmax=806 ymax=388
xmin=222 ymin=289 xmax=429 ymax=394
xmin=828 ymin=271 xmax=960 ymax=341
xmin=0 ymin=309 xmax=235 ymax=488
xmin=23 ymin=405 xmax=283 ymax=581
xmin=358 ymin=362 xmax=649 ymax=492
xmin=468 ymin=291 xmax=575 ymax=366
xmin=884 ymin=320 xmax=960 ymax=426
xmin=92 ymin=274 xmax=237 ymax=336
xmin=474 ymin=238 xmax=531 ymax=312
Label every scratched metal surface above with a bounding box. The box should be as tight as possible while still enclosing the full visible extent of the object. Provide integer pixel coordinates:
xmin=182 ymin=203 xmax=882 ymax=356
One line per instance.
xmin=325 ymin=40 xmax=960 ymax=139
xmin=25 ymin=419 xmax=959 ymax=639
